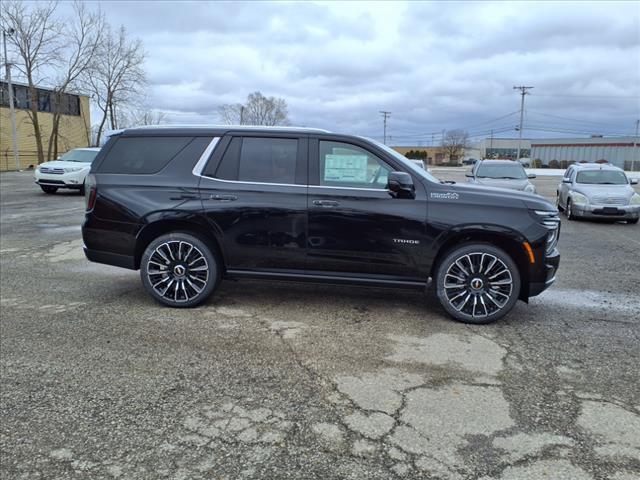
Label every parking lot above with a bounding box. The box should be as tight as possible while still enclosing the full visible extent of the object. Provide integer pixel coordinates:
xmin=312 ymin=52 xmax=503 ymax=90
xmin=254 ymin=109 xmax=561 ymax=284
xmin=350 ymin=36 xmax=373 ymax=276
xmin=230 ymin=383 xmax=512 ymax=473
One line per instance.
xmin=1 ymin=170 xmax=639 ymax=479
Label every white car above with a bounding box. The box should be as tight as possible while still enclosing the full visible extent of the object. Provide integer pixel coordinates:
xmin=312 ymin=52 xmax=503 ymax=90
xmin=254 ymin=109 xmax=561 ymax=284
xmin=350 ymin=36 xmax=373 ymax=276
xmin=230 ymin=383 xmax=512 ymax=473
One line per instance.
xmin=34 ymin=147 xmax=101 ymax=194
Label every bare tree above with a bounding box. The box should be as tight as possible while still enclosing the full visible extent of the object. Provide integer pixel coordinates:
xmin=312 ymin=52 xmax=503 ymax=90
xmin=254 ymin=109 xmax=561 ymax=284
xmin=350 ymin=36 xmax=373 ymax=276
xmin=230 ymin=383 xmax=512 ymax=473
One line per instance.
xmin=2 ymin=0 xmax=63 ymax=164
xmin=118 ymin=107 xmax=167 ymax=128
xmin=218 ymin=91 xmax=289 ymax=126
xmin=442 ymin=129 xmax=469 ymax=164
xmin=87 ymin=25 xmax=146 ymax=146
xmin=46 ymin=1 xmax=104 ymax=160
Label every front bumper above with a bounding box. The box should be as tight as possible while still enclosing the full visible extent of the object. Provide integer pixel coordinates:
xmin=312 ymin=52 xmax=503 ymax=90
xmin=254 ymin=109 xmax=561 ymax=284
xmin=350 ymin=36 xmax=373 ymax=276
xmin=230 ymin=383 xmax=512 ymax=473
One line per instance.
xmin=34 ymin=170 xmax=88 ymax=188
xmin=572 ymin=203 xmax=640 ymax=220
xmin=528 ymin=247 xmax=560 ymax=297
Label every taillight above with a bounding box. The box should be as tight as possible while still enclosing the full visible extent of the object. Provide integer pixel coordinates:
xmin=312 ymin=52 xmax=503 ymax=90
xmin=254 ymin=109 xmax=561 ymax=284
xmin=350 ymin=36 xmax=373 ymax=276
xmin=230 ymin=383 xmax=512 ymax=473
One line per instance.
xmin=85 ymin=174 xmax=97 ymax=211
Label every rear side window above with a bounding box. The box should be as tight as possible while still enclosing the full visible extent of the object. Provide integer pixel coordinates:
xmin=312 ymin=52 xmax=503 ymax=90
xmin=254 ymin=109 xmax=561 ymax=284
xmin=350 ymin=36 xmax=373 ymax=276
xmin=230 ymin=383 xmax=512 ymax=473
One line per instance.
xmin=215 ymin=137 xmax=298 ymax=184
xmin=99 ymin=136 xmax=192 ymax=174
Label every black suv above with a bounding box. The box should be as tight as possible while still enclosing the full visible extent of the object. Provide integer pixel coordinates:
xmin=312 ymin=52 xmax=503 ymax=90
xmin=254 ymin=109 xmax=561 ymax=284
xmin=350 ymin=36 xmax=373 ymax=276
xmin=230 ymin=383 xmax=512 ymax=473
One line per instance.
xmin=82 ymin=126 xmax=560 ymax=324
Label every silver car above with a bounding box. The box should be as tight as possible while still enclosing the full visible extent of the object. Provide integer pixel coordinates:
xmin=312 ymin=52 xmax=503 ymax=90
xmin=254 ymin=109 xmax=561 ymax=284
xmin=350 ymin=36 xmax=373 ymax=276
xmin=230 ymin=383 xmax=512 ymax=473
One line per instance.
xmin=466 ymin=159 xmax=537 ymax=193
xmin=557 ymin=163 xmax=640 ymax=223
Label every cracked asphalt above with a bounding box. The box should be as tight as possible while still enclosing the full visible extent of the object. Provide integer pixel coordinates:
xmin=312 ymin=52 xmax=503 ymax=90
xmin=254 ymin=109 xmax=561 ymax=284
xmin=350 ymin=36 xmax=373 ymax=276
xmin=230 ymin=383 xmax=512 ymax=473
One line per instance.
xmin=1 ymin=169 xmax=639 ymax=479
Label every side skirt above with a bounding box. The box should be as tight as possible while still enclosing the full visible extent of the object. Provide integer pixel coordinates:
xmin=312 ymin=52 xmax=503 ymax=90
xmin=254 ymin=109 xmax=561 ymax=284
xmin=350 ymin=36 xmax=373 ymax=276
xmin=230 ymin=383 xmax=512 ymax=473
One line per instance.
xmin=225 ymin=268 xmax=430 ymax=291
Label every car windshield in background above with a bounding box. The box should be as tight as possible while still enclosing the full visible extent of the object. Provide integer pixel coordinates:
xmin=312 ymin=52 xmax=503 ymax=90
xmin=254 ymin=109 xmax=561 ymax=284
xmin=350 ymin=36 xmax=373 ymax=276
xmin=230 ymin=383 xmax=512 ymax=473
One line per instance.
xmin=363 ymin=137 xmax=440 ymax=183
xmin=576 ymin=170 xmax=628 ymax=185
xmin=59 ymin=150 xmax=99 ymax=163
xmin=476 ymin=164 xmax=527 ymax=179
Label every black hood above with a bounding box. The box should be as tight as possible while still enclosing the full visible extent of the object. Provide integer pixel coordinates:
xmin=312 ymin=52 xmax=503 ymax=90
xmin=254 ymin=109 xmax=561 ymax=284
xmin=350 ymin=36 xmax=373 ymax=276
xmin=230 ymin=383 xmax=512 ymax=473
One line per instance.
xmin=447 ymin=182 xmax=557 ymax=212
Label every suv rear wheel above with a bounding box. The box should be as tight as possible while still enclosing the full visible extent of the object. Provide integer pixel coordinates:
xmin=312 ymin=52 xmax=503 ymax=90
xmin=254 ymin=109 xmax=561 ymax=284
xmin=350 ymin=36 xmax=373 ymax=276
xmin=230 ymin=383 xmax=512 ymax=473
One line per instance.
xmin=140 ymin=232 xmax=219 ymax=308
xmin=436 ymin=244 xmax=521 ymax=324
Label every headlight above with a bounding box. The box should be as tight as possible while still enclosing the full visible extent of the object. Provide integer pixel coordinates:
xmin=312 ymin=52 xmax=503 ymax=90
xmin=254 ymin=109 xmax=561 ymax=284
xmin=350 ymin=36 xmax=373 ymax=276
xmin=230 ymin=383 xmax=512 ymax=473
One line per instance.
xmin=524 ymin=184 xmax=536 ymax=193
xmin=571 ymin=192 xmax=588 ymax=205
xmin=64 ymin=167 xmax=84 ymax=173
xmin=533 ymin=210 xmax=560 ymax=254
xmin=630 ymin=193 xmax=640 ymax=205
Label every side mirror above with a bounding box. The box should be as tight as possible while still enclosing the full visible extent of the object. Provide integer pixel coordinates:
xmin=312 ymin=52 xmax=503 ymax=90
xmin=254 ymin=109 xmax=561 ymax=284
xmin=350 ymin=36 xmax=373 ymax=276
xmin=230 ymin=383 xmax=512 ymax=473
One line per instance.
xmin=465 ymin=172 xmax=474 ymax=178
xmin=562 ymin=178 xmax=572 ymax=184
xmin=630 ymin=178 xmax=638 ymax=185
xmin=387 ymin=171 xmax=415 ymax=199
xmin=527 ymin=173 xmax=536 ymax=179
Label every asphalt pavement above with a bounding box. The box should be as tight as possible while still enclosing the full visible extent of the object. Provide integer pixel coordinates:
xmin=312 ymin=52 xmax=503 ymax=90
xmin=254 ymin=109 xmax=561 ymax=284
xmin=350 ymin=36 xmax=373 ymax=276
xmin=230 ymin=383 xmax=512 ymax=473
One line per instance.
xmin=1 ymin=170 xmax=639 ymax=479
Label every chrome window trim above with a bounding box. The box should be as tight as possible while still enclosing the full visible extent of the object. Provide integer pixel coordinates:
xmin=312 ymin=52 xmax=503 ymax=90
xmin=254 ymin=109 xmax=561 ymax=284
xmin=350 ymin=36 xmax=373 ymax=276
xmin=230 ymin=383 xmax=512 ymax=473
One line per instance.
xmin=197 ymin=176 xmax=389 ymax=192
xmin=192 ymin=137 xmax=220 ymax=177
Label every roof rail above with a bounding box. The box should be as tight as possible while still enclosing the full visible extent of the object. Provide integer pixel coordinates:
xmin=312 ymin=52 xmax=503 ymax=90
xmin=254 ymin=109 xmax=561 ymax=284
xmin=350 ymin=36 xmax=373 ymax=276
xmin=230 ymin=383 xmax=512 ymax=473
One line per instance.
xmin=125 ymin=124 xmax=331 ymax=133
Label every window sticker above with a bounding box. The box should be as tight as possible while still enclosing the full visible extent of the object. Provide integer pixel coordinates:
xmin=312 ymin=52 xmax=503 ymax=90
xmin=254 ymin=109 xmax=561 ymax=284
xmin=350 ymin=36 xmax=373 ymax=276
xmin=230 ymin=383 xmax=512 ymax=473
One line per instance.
xmin=324 ymin=154 xmax=369 ymax=183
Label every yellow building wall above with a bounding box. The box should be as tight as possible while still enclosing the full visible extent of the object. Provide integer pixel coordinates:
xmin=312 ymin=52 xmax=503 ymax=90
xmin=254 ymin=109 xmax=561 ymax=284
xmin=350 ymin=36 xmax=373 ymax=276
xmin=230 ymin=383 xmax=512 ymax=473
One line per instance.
xmin=0 ymin=95 xmax=91 ymax=171
xmin=392 ymin=146 xmax=444 ymax=165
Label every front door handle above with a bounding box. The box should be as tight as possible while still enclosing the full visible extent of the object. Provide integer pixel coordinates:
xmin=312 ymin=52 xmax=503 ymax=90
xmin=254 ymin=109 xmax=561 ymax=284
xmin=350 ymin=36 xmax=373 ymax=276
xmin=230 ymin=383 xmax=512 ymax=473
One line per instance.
xmin=209 ymin=194 xmax=237 ymax=201
xmin=312 ymin=200 xmax=340 ymax=207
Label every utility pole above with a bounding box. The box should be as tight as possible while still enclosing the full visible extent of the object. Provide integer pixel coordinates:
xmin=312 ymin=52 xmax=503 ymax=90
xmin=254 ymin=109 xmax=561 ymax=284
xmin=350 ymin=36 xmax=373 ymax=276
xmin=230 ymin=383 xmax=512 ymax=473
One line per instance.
xmin=3 ymin=28 xmax=20 ymax=171
xmin=489 ymin=129 xmax=494 ymax=157
xmin=239 ymin=106 xmax=245 ymax=125
xmin=380 ymin=111 xmax=391 ymax=144
xmin=633 ymin=119 xmax=639 ymax=172
xmin=514 ymin=85 xmax=533 ymax=161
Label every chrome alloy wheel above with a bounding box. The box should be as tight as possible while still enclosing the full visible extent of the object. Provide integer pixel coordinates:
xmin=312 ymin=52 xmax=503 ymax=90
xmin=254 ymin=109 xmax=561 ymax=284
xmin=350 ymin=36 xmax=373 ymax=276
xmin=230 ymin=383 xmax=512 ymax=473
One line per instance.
xmin=443 ymin=252 xmax=513 ymax=319
xmin=146 ymin=240 xmax=209 ymax=303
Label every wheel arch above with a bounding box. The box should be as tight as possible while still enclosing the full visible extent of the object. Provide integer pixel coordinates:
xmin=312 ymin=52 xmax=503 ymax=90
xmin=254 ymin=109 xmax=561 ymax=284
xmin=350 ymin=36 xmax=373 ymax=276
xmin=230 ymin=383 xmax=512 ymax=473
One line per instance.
xmin=134 ymin=216 xmax=225 ymax=270
xmin=430 ymin=228 xmax=531 ymax=301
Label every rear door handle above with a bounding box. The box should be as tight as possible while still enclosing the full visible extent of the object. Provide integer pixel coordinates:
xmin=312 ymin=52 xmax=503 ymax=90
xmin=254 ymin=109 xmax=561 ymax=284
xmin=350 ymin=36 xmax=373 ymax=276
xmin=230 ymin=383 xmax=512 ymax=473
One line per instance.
xmin=209 ymin=194 xmax=237 ymax=201
xmin=171 ymin=193 xmax=198 ymax=200
xmin=312 ymin=200 xmax=340 ymax=207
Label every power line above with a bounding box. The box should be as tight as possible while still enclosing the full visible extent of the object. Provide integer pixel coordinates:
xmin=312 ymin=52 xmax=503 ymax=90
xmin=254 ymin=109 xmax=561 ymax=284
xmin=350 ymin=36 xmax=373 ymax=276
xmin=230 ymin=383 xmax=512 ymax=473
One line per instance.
xmin=380 ymin=111 xmax=391 ymax=145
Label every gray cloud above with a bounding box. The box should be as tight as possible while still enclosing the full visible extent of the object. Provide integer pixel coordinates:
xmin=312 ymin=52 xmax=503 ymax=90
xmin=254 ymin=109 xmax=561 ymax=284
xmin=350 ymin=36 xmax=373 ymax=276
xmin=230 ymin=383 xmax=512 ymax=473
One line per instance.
xmin=93 ymin=0 xmax=639 ymax=144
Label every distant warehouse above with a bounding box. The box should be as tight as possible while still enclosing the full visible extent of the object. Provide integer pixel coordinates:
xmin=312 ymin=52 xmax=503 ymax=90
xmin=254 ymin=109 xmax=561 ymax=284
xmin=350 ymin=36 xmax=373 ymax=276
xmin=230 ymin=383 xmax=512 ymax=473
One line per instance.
xmin=531 ymin=137 xmax=639 ymax=170
xmin=0 ymin=80 xmax=91 ymax=171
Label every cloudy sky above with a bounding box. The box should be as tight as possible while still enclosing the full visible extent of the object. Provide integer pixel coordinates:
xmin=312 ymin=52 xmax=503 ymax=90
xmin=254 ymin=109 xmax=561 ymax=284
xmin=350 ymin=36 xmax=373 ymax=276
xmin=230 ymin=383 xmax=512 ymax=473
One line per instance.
xmin=83 ymin=1 xmax=640 ymax=144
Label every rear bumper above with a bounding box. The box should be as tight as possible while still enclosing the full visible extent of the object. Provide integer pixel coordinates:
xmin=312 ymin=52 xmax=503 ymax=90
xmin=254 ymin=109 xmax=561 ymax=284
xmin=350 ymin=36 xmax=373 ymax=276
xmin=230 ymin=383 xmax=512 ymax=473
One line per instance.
xmin=573 ymin=204 xmax=640 ymax=220
xmin=84 ymin=247 xmax=136 ymax=270
xmin=528 ymin=248 xmax=560 ymax=297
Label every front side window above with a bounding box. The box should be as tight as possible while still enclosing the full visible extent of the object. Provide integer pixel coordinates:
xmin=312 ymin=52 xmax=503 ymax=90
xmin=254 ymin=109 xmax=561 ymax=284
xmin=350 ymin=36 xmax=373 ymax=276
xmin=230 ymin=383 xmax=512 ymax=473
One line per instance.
xmin=215 ymin=137 xmax=298 ymax=184
xmin=319 ymin=141 xmax=392 ymax=189
xmin=576 ymin=169 xmax=628 ymax=185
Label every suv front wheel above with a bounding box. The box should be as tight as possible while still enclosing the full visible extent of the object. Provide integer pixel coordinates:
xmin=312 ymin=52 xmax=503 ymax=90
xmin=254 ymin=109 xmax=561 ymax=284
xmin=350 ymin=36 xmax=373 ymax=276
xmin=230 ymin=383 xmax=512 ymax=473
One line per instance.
xmin=436 ymin=244 xmax=521 ymax=324
xmin=140 ymin=232 xmax=219 ymax=307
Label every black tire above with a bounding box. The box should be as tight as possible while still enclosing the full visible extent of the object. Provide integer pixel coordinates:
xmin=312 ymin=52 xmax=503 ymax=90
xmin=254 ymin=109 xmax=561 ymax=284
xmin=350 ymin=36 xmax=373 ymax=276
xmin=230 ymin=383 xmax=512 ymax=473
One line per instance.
xmin=628 ymin=217 xmax=639 ymax=224
xmin=79 ymin=181 xmax=85 ymax=196
xmin=140 ymin=232 xmax=220 ymax=308
xmin=556 ymin=194 xmax=564 ymax=212
xmin=40 ymin=185 xmax=58 ymax=194
xmin=566 ymin=199 xmax=576 ymax=220
xmin=436 ymin=243 xmax=521 ymax=324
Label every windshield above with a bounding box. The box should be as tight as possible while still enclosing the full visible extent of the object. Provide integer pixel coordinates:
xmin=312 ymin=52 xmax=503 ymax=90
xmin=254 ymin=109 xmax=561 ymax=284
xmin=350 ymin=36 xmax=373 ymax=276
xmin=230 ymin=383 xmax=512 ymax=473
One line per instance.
xmin=361 ymin=137 xmax=440 ymax=183
xmin=59 ymin=149 xmax=99 ymax=163
xmin=576 ymin=169 xmax=628 ymax=185
xmin=476 ymin=163 xmax=527 ymax=179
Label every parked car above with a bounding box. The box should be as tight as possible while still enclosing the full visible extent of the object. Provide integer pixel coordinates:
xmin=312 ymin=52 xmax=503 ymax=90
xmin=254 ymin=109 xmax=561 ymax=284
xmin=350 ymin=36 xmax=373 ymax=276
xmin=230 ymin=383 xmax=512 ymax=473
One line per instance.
xmin=34 ymin=147 xmax=101 ymax=194
xmin=466 ymin=159 xmax=537 ymax=193
xmin=462 ymin=158 xmax=477 ymax=165
xmin=517 ymin=158 xmax=531 ymax=168
xmin=557 ymin=163 xmax=640 ymax=223
xmin=82 ymin=126 xmax=560 ymax=324
xmin=409 ymin=159 xmax=426 ymax=169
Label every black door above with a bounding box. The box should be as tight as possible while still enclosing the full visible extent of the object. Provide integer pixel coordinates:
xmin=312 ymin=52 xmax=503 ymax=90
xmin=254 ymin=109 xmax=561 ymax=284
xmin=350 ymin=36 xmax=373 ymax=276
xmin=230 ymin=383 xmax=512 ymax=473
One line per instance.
xmin=198 ymin=134 xmax=308 ymax=271
xmin=307 ymin=138 xmax=429 ymax=279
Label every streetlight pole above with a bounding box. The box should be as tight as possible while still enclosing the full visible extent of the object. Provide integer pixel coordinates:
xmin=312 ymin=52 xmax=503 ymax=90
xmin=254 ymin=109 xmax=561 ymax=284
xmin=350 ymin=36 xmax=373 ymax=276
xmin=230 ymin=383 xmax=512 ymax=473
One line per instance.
xmin=514 ymin=86 xmax=533 ymax=161
xmin=3 ymin=28 xmax=20 ymax=171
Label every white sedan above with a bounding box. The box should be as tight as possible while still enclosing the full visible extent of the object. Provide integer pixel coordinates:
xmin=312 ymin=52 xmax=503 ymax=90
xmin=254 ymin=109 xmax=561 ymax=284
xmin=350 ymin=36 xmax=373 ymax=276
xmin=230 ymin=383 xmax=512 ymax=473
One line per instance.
xmin=34 ymin=147 xmax=101 ymax=194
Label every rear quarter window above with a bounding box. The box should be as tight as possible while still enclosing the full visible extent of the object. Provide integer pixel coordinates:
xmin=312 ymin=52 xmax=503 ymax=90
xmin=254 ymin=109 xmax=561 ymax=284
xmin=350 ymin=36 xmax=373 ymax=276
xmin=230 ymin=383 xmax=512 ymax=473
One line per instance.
xmin=98 ymin=136 xmax=193 ymax=174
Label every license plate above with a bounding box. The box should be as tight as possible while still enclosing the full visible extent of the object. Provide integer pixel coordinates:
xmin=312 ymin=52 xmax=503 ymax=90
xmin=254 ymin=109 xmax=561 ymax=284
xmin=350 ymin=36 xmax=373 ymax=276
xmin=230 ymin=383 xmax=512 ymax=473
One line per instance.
xmin=603 ymin=207 xmax=620 ymax=214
